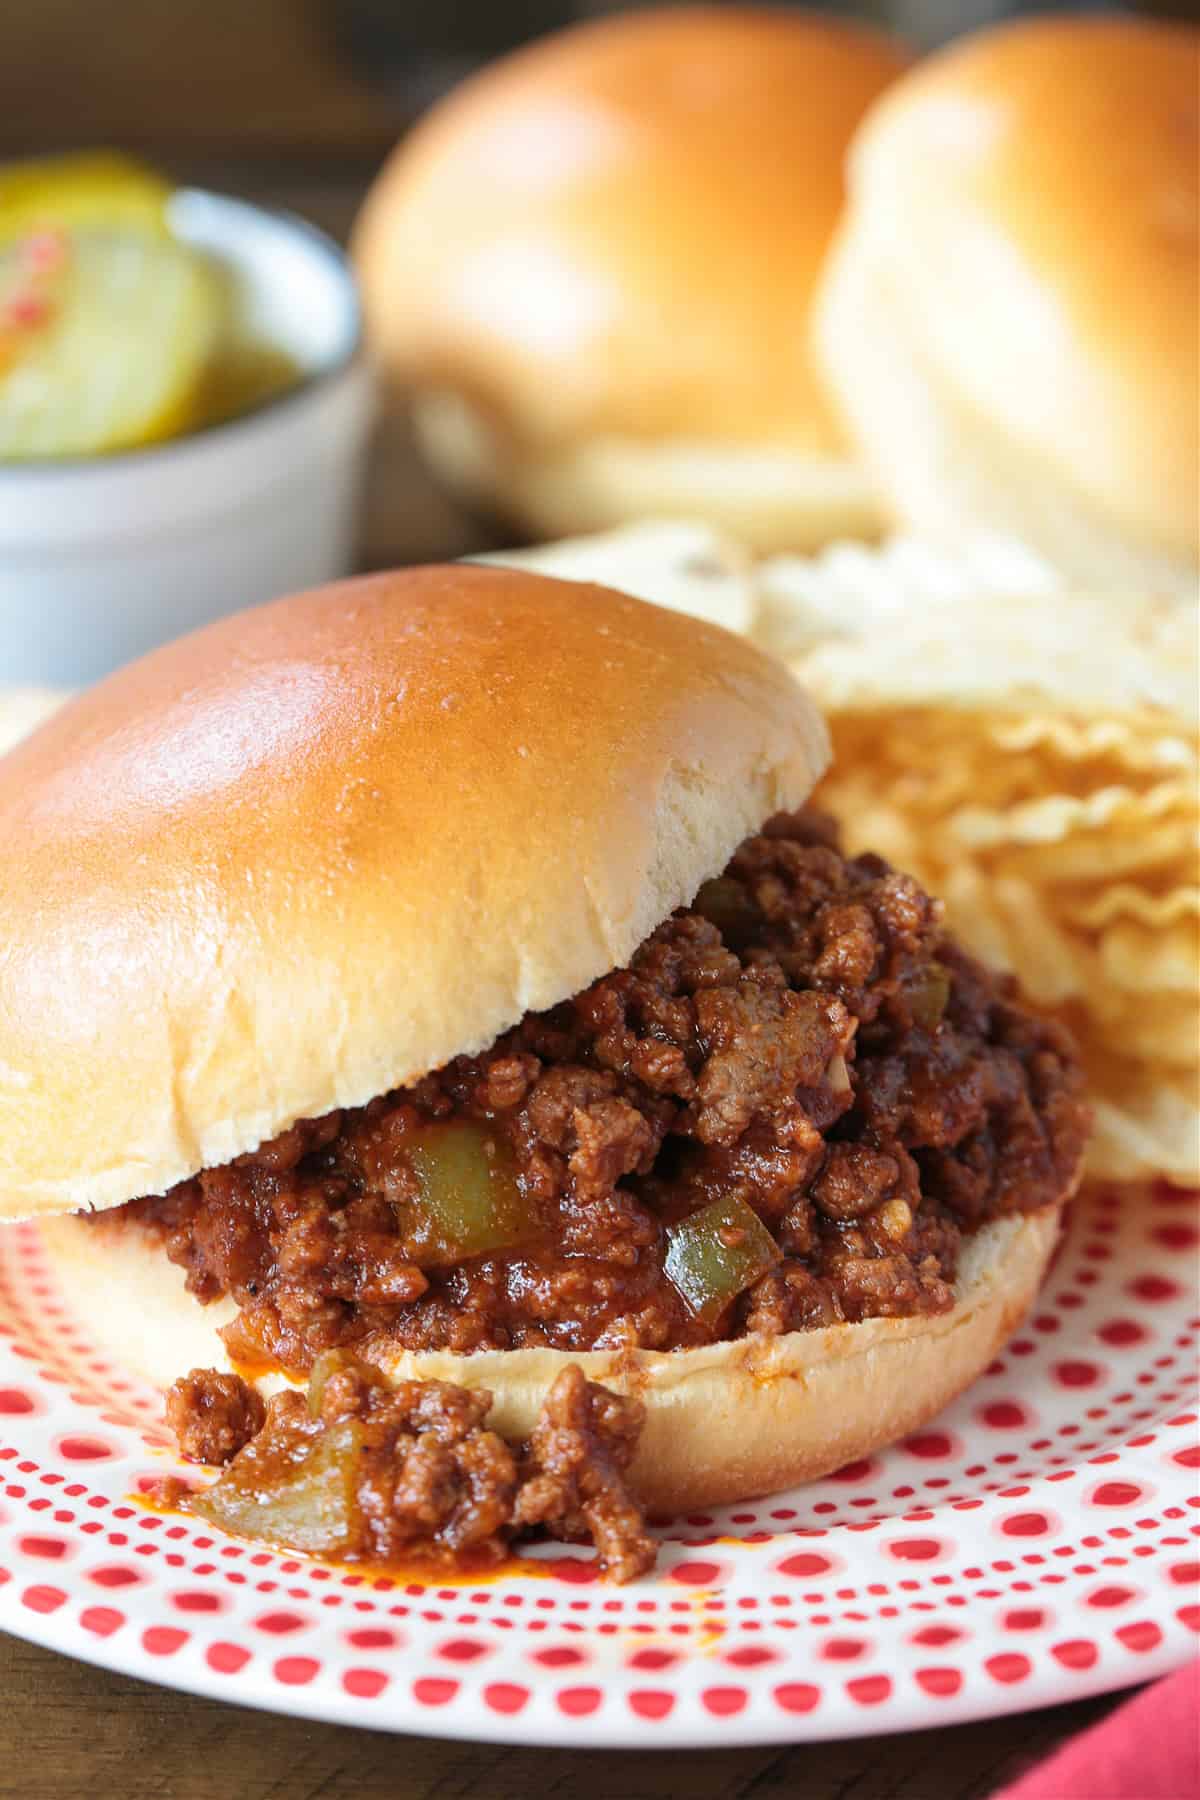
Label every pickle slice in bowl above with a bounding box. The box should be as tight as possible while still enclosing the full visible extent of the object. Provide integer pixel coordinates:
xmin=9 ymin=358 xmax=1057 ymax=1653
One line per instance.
xmin=0 ymin=229 xmax=225 ymax=458
xmin=0 ymin=151 xmax=171 ymax=241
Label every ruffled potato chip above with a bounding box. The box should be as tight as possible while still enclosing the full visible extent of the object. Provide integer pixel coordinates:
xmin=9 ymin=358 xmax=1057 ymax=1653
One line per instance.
xmin=987 ymin=714 xmax=1198 ymax=779
xmin=981 ymin=819 xmax=1196 ymax=887
xmin=1099 ymin=997 xmax=1198 ymax=1071
xmin=1065 ymin=886 xmax=1200 ymax=931
xmin=947 ymin=780 xmax=1193 ymax=851
xmin=1083 ymin=1054 xmax=1200 ymax=1187
xmin=807 ymin=690 xmax=1197 ymax=1186
xmin=480 ymin=521 xmax=758 ymax=636
xmin=1096 ymin=913 xmax=1199 ymax=994
xmin=760 ymin=544 xmax=1197 ymax=725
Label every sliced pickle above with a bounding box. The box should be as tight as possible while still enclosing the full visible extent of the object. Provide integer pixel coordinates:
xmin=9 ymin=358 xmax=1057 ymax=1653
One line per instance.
xmin=0 ymin=229 xmax=224 ymax=458
xmin=664 ymin=1194 xmax=783 ymax=1324
xmin=0 ymin=152 xmax=170 ymax=241
xmin=402 ymin=1120 xmax=540 ymax=1264
xmin=191 ymin=1418 xmax=364 ymax=1556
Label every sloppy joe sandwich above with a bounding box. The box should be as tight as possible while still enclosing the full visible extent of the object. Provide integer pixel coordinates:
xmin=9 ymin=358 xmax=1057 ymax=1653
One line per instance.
xmin=2 ymin=566 xmax=1089 ymax=1564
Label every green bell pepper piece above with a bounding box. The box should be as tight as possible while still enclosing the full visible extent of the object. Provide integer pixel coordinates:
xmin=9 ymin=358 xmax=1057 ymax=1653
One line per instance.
xmin=402 ymin=1120 xmax=539 ymax=1264
xmin=664 ymin=1193 xmax=783 ymax=1324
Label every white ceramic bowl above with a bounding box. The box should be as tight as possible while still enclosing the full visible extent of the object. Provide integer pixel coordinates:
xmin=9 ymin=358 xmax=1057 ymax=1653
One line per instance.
xmin=0 ymin=189 xmax=373 ymax=686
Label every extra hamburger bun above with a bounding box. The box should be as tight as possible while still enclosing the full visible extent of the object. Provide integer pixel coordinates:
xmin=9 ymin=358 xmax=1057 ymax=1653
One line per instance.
xmin=353 ymin=7 xmax=910 ymax=552
xmin=814 ymin=16 xmax=1200 ymax=595
xmin=4 ymin=563 xmax=1077 ymax=1510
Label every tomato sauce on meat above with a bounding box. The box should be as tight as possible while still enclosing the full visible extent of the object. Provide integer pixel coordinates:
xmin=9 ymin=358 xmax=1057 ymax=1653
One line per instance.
xmin=113 ymin=811 xmax=1090 ymax=1374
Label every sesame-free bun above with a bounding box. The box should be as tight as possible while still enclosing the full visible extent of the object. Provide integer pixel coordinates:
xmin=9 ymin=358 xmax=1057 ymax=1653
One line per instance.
xmin=37 ymin=1203 xmax=1064 ymax=1510
xmin=0 ymin=564 xmax=827 ymax=1222
xmin=353 ymin=7 xmax=910 ymax=552
xmin=814 ymin=16 xmax=1200 ymax=594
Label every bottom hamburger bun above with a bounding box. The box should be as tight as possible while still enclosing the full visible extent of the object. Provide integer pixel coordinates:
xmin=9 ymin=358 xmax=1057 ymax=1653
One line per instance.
xmin=412 ymin=388 xmax=885 ymax=557
xmin=38 ymin=1202 xmax=1064 ymax=1511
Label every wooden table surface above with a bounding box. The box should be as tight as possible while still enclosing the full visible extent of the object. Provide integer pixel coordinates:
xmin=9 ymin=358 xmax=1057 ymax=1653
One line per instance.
xmin=0 ymin=104 xmax=1144 ymax=1795
xmin=0 ymin=1631 xmax=1129 ymax=1800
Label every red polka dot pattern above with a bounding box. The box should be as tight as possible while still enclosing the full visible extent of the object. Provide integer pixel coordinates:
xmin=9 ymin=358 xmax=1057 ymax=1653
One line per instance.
xmin=0 ymin=1184 xmax=1191 ymax=1744
xmin=904 ymin=1432 xmax=958 ymax=1460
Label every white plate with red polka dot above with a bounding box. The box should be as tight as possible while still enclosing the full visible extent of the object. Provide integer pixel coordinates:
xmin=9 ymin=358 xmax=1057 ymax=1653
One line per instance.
xmin=0 ymin=1183 xmax=1194 ymax=1746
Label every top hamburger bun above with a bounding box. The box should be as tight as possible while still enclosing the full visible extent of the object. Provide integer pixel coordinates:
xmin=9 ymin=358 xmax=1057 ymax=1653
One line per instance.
xmin=353 ymin=6 xmax=910 ymax=552
xmin=814 ymin=15 xmax=1200 ymax=594
xmin=0 ymin=563 xmax=826 ymax=1221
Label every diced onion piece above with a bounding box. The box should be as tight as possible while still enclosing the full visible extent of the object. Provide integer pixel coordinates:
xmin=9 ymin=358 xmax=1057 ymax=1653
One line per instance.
xmin=908 ymin=962 xmax=951 ymax=1031
xmin=192 ymin=1419 xmax=364 ymax=1555
xmin=402 ymin=1120 xmax=540 ymax=1264
xmin=664 ymin=1194 xmax=783 ymax=1325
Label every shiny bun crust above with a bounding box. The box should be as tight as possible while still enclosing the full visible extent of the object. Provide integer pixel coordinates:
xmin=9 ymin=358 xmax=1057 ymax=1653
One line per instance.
xmin=353 ymin=6 xmax=910 ymax=550
xmin=38 ymin=1204 xmax=1064 ymax=1511
xmin=0 ymin=565 xmax=828 ymax=1221
xmin=815 ymin=16 xmax=1199 ymax=589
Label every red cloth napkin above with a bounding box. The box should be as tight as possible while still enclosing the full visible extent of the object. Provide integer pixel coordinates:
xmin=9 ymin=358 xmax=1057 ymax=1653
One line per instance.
xmin=997 ymin=1663 xmax=1199 ymax=1800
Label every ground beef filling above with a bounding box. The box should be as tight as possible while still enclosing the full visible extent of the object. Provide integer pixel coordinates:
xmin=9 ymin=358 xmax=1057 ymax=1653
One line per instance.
xmin=118 ymin=811 xmax=1090 ymax=1374
xmin=163 ymin=1360 xmax=655 ymax=1583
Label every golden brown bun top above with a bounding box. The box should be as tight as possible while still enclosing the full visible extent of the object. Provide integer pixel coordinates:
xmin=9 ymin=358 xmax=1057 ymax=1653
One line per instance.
xmin=840 ymin=14 xmax=1199 ymax=560
xmin=0 ymin=565 xmax=827 ymax=1221
xmin=353 ymin=6 xmax=910 ymax=455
